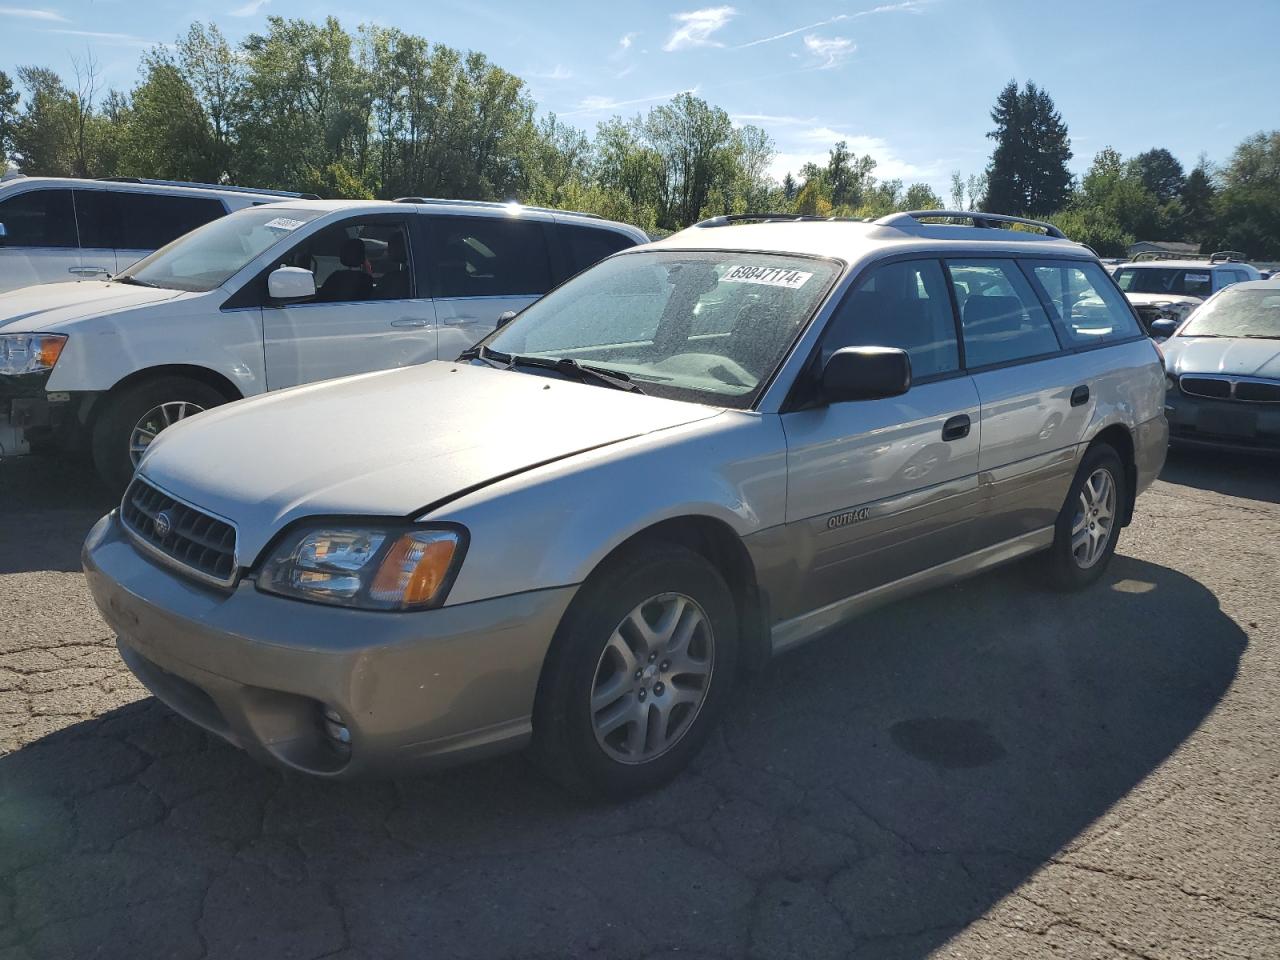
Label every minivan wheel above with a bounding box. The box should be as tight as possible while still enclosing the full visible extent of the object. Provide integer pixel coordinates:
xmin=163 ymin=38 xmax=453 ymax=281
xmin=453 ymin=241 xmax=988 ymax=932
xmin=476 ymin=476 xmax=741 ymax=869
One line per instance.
xmin=532 ymin=543 xmax=738 ymax=799
xmin=91 ymin=376 xmax=228 ymax=495
xmin=1042 ymin=444 xmax=1125 ymax=590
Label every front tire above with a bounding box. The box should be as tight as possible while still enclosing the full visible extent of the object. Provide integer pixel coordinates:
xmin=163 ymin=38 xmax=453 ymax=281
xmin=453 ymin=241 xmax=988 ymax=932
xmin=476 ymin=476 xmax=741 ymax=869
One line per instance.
xmin=91 ymin=376 xmax=228 ymax=495
xmin=1042 ymin=443 xmax=1125 ymax=590
xmin=532 ymin=543 xmax=739 ymax=799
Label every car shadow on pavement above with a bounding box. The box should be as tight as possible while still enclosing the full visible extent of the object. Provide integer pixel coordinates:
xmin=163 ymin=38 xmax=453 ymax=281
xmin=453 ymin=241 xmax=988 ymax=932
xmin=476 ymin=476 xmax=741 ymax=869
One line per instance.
xmin=0 ymin=456 xmax=114 ymax=574
xmin=1160 ymin=445 xmax=1280 ymax=505
xmin=0 ymin=553 xmax=1245 ymax=959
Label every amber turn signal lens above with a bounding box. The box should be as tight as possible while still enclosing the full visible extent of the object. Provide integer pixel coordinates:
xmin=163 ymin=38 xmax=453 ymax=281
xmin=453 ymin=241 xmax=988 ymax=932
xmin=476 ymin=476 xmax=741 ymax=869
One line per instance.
xmin=36 ymin=335 xmax=67 ymax=370
xmin=369 ymin=531 xmax=459 ymax=607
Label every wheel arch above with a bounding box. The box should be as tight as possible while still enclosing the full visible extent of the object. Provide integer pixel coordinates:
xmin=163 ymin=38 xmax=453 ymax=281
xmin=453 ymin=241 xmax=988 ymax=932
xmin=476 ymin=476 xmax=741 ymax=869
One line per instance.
xmin=1088 ymin=423 xmax=1137 ymax=526
xmin=85 ymin=364 xmax=244 ymax=432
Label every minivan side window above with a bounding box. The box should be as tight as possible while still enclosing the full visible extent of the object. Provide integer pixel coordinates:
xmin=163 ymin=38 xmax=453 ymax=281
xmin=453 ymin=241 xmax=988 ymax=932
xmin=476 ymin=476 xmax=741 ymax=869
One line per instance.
xmin=561 ymin=224 xmax=637 ymax=277
xmin=0 ymin=189 xmax=76 ymax=247
xmin=272 ymin=217 xmax=415 ymax=304
xmin=116 ymin=192 xmax=226 ymax=250
xmin=947 ymin=259 xmax=1061 ymax=367
xmin=820 ymin=259 xmax=960 ymax=378
xmin=428 ymin=216 xmax=552 ymax=299
xmin=1029 ymin=260 xmax=1141 ymax=345
xmin=74 ymin=191 xmax=117 ymax=249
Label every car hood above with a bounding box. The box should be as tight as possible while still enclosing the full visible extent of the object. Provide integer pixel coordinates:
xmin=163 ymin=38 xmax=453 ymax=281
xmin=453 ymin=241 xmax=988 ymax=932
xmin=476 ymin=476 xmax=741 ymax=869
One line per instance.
xmin=0 ymin=281 xmax=189 ymax=332
xmin=1124 ymin=292 xmax=1202 ymax=308
xmin=1164 ymin=336 xmax=1280 ymax=379
xmin=138 ymin=361 xmax=722 ymax=564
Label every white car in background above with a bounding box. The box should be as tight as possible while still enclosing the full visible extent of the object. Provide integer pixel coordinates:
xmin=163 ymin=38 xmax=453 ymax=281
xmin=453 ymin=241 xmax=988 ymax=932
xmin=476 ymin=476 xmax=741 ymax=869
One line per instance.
xmin=0 ymin=176 xmax=313 ymax=292
xmin=0 ymin=198 xmax=645 ymax=488
xmin=1112 ymin=254 xmax=1262 ymax=334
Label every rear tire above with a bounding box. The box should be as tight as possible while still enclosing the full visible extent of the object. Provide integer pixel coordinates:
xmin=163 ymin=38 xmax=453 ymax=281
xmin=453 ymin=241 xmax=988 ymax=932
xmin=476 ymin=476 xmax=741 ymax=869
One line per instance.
xmin=91 ymin=377 xmax=228 ymax=496
xmin=531 ymin=543 xmax=738 ymax=799
xmin=1041 ymin=443 xmax=1125 ymax=590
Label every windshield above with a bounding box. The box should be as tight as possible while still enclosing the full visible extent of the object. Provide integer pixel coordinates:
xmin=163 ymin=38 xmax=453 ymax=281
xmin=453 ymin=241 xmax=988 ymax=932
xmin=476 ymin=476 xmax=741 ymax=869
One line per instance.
xmin=1181 ymin=287 xmax=1280 ymax=339
xmin=115 ymin=206 xmax=325 ymax=292
xmin=484 ymin=250 xmax=841 ymax=408
xmin=1114 ymin=266 xmax=1214 ymax=298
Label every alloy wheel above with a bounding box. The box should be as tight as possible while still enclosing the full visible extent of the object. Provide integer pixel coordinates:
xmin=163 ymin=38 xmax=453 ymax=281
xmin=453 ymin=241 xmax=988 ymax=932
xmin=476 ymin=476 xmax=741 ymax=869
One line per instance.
xmin=1071 ymin=467 xmax=1116 ymax=569
xmin=129 ymin=401 xmax=205 ymax=466
xmin=589 ymin=592 xmax=715 ymax=764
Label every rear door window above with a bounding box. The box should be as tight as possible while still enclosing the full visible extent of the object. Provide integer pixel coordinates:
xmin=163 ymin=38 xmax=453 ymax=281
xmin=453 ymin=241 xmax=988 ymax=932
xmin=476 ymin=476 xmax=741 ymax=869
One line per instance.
xmin=73 ymin=191 xmax=118 ymax=249
xmin=560 ymin=224 xmax=638 ymax=277
xmin=0 ymin=189 xmax=76 ymax=247
xmin=427 ymin=215 xmax=553 ymax=298
xmin=1028 ymin=260 xmax=1141 ymax=345
xmin=116 ymin=192 xmax=227 ymax=250
xmin=947 ymin=259 xmax=1062 ymax=367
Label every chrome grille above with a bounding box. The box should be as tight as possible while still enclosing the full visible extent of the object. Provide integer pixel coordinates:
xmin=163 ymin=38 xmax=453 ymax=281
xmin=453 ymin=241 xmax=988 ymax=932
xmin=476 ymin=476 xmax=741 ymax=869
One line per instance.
xmin=1179 ymin=375 xmax=1280 ymax=403
xmin=120 ymin=477 xmax=238 ymax=587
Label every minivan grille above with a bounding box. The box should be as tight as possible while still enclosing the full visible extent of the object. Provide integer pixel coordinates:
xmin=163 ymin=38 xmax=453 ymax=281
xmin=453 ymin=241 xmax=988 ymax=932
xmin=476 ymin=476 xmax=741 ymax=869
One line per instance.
xmin=120 ymin=477 xmax=238 ymax=586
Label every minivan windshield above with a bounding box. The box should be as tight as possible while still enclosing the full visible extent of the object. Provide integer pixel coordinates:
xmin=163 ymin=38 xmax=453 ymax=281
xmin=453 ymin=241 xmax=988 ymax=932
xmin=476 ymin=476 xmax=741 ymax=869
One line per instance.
xmin=1113 ymin=266 xmax=1214 ymax=298
xmin=483 ymin=250 xmax=841 ymax=408
xmin=114 ymin=206 xmax=325 ymax=293
xmin=1181 ymin=287 xmax=1280 ymax=339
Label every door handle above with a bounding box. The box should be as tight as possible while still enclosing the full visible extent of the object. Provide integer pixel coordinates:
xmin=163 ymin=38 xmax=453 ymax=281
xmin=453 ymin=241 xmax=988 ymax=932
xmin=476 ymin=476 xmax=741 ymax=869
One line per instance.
xmin=1070 ymin=384 xmax=1090 ymax=407
xmin=68 ymin=266 xmax=109 ymax=277
xmin=942 ymin=414 xmax=971 ymax=441
xmin=390 ymin=318 xmax=432 ymax=328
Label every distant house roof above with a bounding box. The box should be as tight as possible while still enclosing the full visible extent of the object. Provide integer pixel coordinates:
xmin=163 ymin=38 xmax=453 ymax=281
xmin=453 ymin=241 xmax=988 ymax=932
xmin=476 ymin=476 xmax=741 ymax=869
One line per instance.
xmin=1128 ymin=240 xmax=1201 ymax=256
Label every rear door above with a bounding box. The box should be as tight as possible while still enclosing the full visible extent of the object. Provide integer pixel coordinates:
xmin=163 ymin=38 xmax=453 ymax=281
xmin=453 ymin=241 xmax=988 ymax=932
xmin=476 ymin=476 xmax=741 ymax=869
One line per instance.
xmin=261 ymin=213 xmax=436 ymax=389
xmin=425 ymin=213 xmax=555 ymax=359
xmin=780 ymin=257 xmax=982 ymax=622
xmin=947 ymin=258 xmax=1090 ymax=548
xmin=0 ymin=187 xmax=81 ymax=291
xmin=113 ymin=191 xmax=227 ymax=272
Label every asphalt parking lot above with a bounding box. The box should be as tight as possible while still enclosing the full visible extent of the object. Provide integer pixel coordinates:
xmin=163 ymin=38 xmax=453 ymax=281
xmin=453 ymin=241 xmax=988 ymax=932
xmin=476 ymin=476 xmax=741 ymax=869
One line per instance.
xmin=1 ymin=449 xmax=1277 ymax=960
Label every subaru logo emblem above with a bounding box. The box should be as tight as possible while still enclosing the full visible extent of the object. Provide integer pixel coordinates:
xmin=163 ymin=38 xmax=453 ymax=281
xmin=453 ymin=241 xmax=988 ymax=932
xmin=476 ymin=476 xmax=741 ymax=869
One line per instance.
xmin=153 ymin=511 xmax=172 ymax=538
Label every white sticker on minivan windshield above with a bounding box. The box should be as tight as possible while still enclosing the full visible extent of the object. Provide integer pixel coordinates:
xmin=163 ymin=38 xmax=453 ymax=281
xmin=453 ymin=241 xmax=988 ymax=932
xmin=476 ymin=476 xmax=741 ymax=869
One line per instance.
xmin=721 ymin=265 xmax=813 ymax=289
xmin=264 ymin=217 xmax=306 ymax=231
xmin=1185 ymin=273 xmax=1211 ymax=283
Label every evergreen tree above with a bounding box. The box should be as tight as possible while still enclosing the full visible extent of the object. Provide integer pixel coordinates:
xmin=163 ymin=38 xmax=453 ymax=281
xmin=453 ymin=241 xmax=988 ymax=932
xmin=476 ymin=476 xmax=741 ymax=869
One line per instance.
xmin=781 ymin=171 xmax=797 ymax=201
xmin=982 ymin=79 xmax=1072 ymax=216
xmin=1179 ymin=158 xmax=1216 ymax=244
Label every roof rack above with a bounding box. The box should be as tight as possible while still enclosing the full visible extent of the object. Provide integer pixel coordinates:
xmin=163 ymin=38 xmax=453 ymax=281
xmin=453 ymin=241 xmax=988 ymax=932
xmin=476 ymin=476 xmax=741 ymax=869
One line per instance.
xmin=693 ymin=213 xmax=866 ymax=228
xmin=96 ymin=177 xmax=319 ymax=200
xmin=1209 ymin=250 xmax=1248 ymax=263
xmin=1131 ymin=251 xmax=1209 ymax=263
xmin=876 ymin=210 xmax=1068 ymax=239
xmin=392 ymin=197 xmax=603 ymax=220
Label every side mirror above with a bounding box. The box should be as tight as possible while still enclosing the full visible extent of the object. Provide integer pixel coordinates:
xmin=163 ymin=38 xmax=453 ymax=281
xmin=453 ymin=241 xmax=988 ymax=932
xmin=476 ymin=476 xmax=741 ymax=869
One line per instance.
xmin=821 ymin=346 xmax=912 ymax=403
xmin=496 ymin=310 xmax=518 ymax=330
xmin=267 ymin=265 xmax=315 ymax=303
xmin=1149 ymin=318 xmax=1178 ymax=340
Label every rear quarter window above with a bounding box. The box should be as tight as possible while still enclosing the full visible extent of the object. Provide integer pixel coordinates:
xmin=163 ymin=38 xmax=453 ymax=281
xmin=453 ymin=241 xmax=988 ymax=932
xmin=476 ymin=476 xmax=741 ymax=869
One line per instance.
xmin=1028 ymin=260 xmax=1141 ymax=346
xmin=116 ymin=192 xmax=227 ymax=250
xmin=560 ymin=224 xmax=638 ymax=278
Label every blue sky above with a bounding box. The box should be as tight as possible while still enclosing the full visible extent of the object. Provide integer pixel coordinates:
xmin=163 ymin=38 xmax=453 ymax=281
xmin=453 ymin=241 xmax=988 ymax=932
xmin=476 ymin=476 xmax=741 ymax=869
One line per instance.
xmin=2 ymin=0 xmax=1279 ymax=196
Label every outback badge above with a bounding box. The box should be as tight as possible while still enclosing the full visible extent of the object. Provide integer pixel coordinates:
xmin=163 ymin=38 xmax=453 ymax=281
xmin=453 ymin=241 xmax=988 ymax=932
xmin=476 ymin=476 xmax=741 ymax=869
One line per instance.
xmin=826 ymin=507 xmax=869 ymax=530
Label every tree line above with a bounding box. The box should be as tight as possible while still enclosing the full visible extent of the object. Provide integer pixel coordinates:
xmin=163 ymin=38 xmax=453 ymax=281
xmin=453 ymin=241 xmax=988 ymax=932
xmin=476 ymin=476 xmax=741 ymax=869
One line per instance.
xmin=0 ymin=21 xmax=1278 ymax=256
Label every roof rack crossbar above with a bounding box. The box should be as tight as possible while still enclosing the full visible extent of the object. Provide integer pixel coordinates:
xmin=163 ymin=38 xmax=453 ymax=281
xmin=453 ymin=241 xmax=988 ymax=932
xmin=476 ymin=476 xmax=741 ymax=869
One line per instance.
xmin=96 ymin=176 xmax=317 ymax=200
xmin=392 ymin=196 xmax=603 ymax=219
xmin=876 ymin=210 xmax=1068 ymax=239
xmin=1209 ymin=250 xmax=1248 ymax=263
xmin=1131 ymin=251 xmax=1209 ymax=263
xmin=693 ymin=213 xmax=865 ymax=228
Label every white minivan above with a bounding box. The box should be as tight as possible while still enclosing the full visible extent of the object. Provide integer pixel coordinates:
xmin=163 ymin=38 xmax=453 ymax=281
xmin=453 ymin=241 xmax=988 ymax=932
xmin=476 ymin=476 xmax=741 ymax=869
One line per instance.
xmin=0 ymin=198 xmax=646 ymax=488
xmin=0 ymin=175 xmax=313 ymax=292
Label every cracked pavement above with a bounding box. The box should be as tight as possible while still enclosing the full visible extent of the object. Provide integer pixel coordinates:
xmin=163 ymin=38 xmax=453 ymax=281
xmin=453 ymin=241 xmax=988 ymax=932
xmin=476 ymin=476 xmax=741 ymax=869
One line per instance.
xmin=1 ymin=448 xmax=1277 ymax=959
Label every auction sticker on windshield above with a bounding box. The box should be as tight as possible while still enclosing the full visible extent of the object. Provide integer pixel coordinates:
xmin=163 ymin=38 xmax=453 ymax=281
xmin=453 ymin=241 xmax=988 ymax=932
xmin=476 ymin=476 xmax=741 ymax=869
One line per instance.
xmin=722 ymin=265 xmax=813 ymax=288
xmin=265 ymin=217 xmax=307 ymax=231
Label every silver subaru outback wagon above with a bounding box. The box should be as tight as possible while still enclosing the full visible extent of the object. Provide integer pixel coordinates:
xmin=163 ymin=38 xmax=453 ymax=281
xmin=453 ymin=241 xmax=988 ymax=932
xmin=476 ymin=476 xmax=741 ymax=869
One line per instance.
xmin=82 ymin=211 xmax=1168 ymax=798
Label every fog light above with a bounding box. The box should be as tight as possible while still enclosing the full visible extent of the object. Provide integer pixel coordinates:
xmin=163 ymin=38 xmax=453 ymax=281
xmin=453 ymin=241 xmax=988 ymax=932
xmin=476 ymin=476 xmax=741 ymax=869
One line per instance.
xmin=321 ymin=704 xmax=351 ymax=747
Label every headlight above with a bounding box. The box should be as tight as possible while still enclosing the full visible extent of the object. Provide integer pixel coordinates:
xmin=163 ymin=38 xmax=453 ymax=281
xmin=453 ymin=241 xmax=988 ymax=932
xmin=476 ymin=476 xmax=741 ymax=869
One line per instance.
xmin=256 ymin=524 xmax=466 ymax=610
xmin=0 ymin=333 xmax=67 ymax=376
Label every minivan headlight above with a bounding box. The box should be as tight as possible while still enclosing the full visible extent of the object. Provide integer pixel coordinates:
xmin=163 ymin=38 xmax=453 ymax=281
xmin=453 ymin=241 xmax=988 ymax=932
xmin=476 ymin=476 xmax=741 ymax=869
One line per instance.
xmin=0 ymin=333 xmax=67 ymax=376
xmin=256 ymin=524 xmax=466 ymax=610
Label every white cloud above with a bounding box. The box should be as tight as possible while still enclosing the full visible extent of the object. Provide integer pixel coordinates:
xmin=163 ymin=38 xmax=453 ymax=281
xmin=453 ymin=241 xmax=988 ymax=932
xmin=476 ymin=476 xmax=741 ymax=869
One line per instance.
xmin=229 ymin=0 xmax=268 ymax=15
xmin=803 ymin=34 xmax=856 ymax=69
xmin=531 ymin=64 xmax=572 ymax=81
xmin=0 ymin=6 xmax=66 ymax=21
xmin=731 ymin=113 xmax=816 ymax=127
xmin=564 ymin=88 xmax=697 ymax=117
xmin=43 ymin=28 xmax=156 ymax=46
xmin=663 ymin=6 xmax=736 ymax=52
xmin=737 ymin=0 xmax=932 ymax=49
xmin=618 ymin=32 xmax=636 ymax=51
xmin=769 ymin=128 xmax=942 ymax=184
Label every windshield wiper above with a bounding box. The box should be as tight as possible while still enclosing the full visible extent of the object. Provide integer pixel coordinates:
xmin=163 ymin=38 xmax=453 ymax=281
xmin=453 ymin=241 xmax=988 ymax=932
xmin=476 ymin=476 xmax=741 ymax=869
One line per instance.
xmin=112 ymin=275 xmax=157 ymax=288
xmin=484 ymin=347 xmax=644 ymax=393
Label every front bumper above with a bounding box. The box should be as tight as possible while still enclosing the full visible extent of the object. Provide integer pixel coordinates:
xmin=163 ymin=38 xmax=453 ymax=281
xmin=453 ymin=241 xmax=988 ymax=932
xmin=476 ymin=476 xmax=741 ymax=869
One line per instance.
xmin=83 ymin=511 xmax=577 ymax=777
xmin=0 ymin=373 xmax=83 ymax=456
xmin=1165 ymin=387 xmax=1280 ymax=454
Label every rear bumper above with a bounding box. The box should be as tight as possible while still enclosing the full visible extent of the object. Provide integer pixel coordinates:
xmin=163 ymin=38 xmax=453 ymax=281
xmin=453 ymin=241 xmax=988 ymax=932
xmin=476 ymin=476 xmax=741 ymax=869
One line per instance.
xmin=1133 ymin=413 xmax=1169 ymax=498
xmin=83 ymin=511 xmax=577 ymax=777
xmin=1165 ymin=388 xmax=1280 ymax=454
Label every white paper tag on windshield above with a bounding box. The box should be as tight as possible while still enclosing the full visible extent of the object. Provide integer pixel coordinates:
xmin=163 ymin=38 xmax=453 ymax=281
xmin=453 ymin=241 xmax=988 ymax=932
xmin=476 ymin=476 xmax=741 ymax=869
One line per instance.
xmin=1185 ymin=273 xmax=1210 ymax=283
xmin=264 ymin=217 xmax=306 ymax=231
xmin=722 ymin=265 xmax=813 ymax=288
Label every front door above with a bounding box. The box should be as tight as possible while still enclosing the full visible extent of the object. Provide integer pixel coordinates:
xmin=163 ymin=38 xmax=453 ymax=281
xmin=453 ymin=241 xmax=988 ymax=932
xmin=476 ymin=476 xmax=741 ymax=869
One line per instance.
xmin=0 ymin=188 xmax=82 ymax=292
xmin=780 ymin=258 xmax=982 ymax=622
xmin=263 ymin=215 xmax=437 ymax=390
xmin=424 ymin=213 xmax=554 ymax=360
